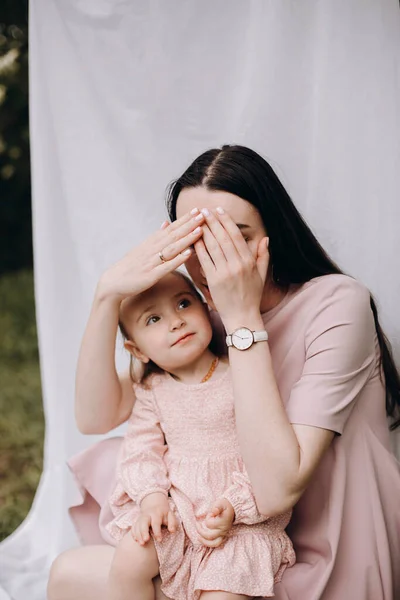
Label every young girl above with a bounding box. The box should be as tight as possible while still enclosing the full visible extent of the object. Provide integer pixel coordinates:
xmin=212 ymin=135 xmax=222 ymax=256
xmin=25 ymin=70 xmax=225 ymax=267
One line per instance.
xmin=105 ymin=269 xmax=295 ymax=600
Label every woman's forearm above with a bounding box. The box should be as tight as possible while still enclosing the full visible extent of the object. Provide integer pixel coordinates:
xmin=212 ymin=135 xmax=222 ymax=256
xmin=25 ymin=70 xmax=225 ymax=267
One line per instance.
xmin=74 ymin=285 xmax=127 ymax=434
xmin=224 ymin=312 xmax=302 ymax=516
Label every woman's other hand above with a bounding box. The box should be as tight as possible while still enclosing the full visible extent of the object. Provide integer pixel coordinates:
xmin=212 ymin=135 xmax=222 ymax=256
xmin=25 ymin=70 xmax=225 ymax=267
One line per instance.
xmin=194 ymin=208 xmax=269 ymax=325
xmin=195 ymin=497 xmax=235 ymax=548
xmin=133 ymin=493 xmax=178 ymax=545
xmin=98 ymin=209 xmax=205 ymax=303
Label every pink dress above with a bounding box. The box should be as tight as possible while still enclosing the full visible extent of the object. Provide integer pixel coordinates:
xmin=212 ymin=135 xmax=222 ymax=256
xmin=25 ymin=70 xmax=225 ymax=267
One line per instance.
xmin=68 ymin=273 xmax=400 ymax=599
xmin=105 ymin=370 xmax=295 ymax=600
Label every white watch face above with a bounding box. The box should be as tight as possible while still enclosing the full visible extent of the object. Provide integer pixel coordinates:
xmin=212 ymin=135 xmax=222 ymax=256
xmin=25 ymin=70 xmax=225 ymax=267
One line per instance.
xmin=232 ymin=327 xmax=254 ymax=350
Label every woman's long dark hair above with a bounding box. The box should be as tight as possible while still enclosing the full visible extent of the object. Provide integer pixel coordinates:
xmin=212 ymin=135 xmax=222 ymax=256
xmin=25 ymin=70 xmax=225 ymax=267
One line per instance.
xmin=166 ymin=144 xmax=400 ymax=430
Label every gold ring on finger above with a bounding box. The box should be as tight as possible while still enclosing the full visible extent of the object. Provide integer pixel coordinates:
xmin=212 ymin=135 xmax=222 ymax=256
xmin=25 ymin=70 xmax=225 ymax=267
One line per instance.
xmin=159 ymin=250 xmax=167 ymax=263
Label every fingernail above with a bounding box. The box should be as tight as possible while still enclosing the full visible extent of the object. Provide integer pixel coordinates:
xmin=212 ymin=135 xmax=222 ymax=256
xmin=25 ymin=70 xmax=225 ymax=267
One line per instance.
xmin=160 ymin=220 xmax=168 ymax=229
xmin=216 ymin=207 xmax=224 ymax=214
xmin=201 ymin=208 xmax=210 ymax=216
xmin=182 ymin=249 xmax=191 ymax=256
xmin=192 ymin=226 xmax=201 ymax=234
xmin=195 ymin=213 xmax=204 ymax=221
xmin=190 ymin=207 xmax=199 ymax=215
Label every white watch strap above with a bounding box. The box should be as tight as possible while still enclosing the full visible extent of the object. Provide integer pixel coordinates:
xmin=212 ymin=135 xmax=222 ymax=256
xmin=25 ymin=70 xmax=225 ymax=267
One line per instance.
xmin=253 ymin=330 xmax=269 ymax=342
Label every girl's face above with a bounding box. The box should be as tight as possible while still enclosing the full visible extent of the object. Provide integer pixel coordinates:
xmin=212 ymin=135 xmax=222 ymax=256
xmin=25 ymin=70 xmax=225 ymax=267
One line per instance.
xmin=120 ymin=272 xmax=213 ymax=373
xmin=176 ymin=187 xmax=267 ymax=307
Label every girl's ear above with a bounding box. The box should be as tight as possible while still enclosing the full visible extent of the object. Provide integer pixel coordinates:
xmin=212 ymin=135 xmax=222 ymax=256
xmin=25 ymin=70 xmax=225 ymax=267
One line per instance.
xmin=124 ymin=340 xmax=150 ymax=364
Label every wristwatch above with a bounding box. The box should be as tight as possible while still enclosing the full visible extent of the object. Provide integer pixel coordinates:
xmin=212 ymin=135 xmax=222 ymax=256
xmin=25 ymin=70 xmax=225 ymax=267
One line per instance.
xmin=226 ymin=327 xmax=269 ymax=351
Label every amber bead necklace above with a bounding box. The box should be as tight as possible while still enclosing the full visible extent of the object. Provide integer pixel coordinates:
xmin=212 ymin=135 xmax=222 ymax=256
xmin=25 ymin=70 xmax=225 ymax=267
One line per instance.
xmin=200 ymin=357 xmax=219 ymax=383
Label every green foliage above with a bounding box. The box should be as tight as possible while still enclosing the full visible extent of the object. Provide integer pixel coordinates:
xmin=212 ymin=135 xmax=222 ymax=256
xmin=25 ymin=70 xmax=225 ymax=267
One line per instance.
xmin=0 ymin=2 xmax=31 ymax=274
xmin=0 ymin=270 xmax=44 ymax=541
xmin=0 ymin=270 xmax=39 ymax=362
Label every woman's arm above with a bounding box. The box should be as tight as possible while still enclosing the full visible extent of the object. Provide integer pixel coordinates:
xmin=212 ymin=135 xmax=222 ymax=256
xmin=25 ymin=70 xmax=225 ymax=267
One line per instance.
xmin=74 ymin=210 xmax=205 ymax=434
xmin=74 ymin=290 xmax=134 ymax=434
xmin=223 ymin=281 xmax=375 ymax=516
xmin=195 ymin=209 xmax=374 ymax=517
xmin=222 ymin=320 xmax=334 ymax=516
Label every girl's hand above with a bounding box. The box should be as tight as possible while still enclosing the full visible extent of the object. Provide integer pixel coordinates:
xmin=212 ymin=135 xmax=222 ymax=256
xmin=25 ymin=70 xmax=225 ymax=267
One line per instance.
xmin=132 ymin=493 xmax=178 ymax=545
xmin=194 ymin=208 xmax=270 ymax=326
xmin=195 ymin=497 xmax=235 ymax=548
xmin=98 ymin=209 xmax=205 ymax=303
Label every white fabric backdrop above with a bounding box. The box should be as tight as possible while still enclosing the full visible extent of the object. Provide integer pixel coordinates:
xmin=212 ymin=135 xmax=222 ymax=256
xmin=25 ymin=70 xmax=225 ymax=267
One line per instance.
xmin=1 ymin=1 xmax=399 ymax=598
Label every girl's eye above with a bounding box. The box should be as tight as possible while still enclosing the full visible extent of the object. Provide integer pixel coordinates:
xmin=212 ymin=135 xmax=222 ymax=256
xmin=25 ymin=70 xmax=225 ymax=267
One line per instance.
xmin=178 ymin=298 xmax=191 ymax=310
xmin=146 ymin=315 xmax=160 ymax=326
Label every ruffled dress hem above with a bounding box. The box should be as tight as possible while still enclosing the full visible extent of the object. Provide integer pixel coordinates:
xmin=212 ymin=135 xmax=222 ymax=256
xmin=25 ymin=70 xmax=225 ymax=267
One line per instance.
xmin=155 ymin=524 xmax=295 ymax=600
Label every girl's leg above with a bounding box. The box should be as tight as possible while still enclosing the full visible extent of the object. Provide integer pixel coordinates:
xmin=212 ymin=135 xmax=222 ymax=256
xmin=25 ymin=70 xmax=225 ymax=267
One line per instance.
xmin=47 ymin=545 xmax=169 ymax=600
xmin=108 ymin=533 xmax=159 ymax=600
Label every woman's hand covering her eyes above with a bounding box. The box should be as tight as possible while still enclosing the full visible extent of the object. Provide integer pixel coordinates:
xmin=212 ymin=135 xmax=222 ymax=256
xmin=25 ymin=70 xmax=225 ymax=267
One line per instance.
xmin=194 ymin=208 xmax=270 ymax=325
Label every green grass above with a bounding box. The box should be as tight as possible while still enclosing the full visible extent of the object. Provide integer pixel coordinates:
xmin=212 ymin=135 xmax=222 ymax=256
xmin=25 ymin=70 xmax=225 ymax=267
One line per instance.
xmin=0 ymin=270 xmax=44 ymax=541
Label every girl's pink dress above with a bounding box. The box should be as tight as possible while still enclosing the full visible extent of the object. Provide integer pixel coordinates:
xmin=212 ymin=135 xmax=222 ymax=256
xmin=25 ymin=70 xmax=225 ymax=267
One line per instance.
xmin=106 ymin=369 xmax=295 ymax=600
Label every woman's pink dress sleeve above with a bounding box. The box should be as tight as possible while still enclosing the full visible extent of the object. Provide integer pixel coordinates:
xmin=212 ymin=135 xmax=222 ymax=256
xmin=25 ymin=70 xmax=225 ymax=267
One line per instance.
xmin=116 ymin=384 xmax=171 ymax=506
xmin=285 ymin=279 xmax=376 ymax=433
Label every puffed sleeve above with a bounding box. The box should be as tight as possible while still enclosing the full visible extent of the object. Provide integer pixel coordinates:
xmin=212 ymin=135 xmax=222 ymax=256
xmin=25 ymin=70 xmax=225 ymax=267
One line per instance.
xmin=222 ymin=470 xmax=267 ymax=525
xmin=117 ymin=384 xmax=170 ymax=506
xmin=286 ymin=277 xmax=377 ymax=434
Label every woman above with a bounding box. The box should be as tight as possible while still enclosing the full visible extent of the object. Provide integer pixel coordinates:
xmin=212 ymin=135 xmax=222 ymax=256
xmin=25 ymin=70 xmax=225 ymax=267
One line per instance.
xmin=48 ymin=145 xmax=400 ymax=600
